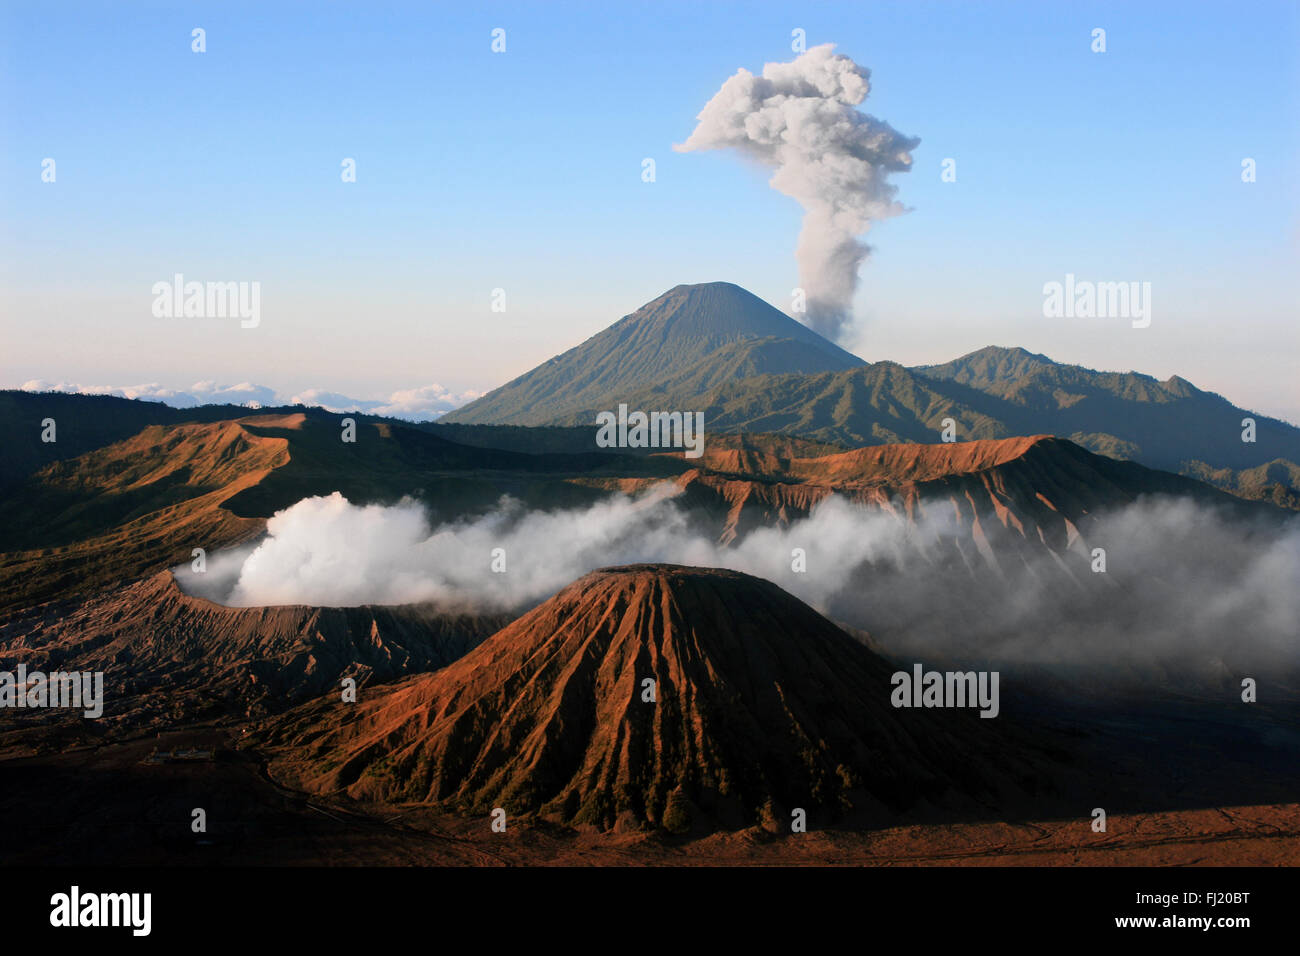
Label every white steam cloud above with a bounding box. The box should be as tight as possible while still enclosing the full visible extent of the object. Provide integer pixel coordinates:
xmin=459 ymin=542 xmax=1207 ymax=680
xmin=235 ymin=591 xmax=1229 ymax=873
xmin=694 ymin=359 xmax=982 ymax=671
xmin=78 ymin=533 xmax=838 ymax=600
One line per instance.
xmin=178 ymin=488 xmax=1300 ymax=684
xmin=204 ymin=486 xmax=710 ymax=609
xmin=676 ymin=44 xmax=919 ymax=342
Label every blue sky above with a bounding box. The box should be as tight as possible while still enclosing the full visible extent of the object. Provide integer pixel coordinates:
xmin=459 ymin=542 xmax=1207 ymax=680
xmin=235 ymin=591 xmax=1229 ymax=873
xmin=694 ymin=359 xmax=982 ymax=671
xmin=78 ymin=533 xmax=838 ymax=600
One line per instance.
xmin=3 ymin=0 xmax=1297 ymax=421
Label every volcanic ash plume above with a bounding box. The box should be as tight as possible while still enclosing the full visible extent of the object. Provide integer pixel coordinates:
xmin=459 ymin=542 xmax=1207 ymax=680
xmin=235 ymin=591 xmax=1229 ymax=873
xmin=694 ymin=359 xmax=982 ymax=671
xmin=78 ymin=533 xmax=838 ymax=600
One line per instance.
xmin=676 ymin=44 xmax=919 ymax=342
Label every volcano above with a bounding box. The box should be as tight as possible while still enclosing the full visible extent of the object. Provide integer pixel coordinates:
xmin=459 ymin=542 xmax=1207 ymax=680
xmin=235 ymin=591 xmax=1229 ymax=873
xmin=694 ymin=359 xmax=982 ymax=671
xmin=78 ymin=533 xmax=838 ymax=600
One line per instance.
xmin=441 ymin=282 xmax=866 ymax=426
xmin=264 ymin=564 xmax=1049 ymax=832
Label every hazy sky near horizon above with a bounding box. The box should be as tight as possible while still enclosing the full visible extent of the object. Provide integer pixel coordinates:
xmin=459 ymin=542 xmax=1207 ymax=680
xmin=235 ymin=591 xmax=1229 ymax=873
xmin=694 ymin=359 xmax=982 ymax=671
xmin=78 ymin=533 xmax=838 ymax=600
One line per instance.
xmin=2 ymin=1 xmax=1298 ymax=422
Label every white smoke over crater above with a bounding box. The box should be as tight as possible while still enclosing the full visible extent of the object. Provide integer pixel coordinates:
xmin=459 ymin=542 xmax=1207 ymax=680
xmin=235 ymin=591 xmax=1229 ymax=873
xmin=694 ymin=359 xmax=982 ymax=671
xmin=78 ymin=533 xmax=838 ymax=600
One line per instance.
xmin=176 ymin=488 xmax=1300 ymax=684
xmin=676 ymin=44 xmax=919 ymax=343
xmin=179 ymin=486 xmax=941 ymax=611
xmin=196 ymin=486 xmax=715 ymax=610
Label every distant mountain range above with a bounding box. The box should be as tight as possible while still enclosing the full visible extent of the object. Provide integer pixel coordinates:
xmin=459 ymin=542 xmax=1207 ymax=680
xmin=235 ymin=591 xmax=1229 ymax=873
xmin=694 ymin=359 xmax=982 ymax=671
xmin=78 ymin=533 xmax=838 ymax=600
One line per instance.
xmin=443 ymin=281 xmax=1300 ymax=508
xmin=4 ymin=280 xmax=1296 ymax=511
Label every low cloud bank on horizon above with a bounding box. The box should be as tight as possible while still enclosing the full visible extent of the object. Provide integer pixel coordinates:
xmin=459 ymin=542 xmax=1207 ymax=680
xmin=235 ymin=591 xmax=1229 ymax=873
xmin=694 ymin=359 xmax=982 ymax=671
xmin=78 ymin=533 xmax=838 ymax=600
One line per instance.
xmin=13 ymin=379 xmax=483 ymax=422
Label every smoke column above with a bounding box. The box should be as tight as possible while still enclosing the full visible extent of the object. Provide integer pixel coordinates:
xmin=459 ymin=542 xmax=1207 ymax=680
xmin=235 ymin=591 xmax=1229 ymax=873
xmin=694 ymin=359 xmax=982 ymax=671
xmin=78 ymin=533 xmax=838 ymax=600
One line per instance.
xmin=676 ymin=44 xmax=919 ymax=343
